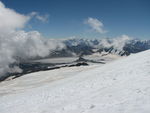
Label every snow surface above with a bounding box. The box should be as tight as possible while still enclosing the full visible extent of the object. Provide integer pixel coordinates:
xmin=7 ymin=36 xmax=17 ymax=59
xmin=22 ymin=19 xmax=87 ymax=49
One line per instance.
xmin=0 ymin=50 xmax=150 ymax=113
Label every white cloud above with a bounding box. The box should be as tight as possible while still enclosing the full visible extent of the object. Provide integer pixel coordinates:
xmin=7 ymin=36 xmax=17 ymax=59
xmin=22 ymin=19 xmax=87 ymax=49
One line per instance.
xmin=99 ymin=35 xmax=131 ymax=51
xmin=0 ymin=30 xmax=65 ymax=76
xmin=0 ymin=1 xmax=29 ymax=33
xmin=0 ymin=1 xmax=49 ymax=35
xmin=84 ymin=17 xmax=107 ymax=34
xmin=0 ymin=1 xmax=65 ymax=77
xmin=29 ymin=12 xmax=49 ymax=23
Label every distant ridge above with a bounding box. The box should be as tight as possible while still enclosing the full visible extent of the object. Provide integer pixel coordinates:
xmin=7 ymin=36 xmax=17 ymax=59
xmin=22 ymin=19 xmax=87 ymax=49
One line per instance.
xmin=49 ymin=38 xmax=150 ymax=57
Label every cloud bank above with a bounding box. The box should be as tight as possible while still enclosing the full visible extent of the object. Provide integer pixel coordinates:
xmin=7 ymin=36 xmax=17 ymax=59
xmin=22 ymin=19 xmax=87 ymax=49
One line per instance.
xmin=0 ymin=1 xmax=65 ymax=77
xmin=84 ymin=17 xmax=107 ymax=34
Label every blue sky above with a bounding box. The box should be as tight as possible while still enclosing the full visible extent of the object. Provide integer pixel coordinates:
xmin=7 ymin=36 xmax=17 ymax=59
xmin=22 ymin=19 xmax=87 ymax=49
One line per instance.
xmin=1 ymin=0 xmax=150 ymax=39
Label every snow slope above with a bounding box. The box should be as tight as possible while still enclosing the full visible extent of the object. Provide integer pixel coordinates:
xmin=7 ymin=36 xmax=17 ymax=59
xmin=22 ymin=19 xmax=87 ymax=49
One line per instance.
xmin=0 ymin=50 xmax=150 ymax=113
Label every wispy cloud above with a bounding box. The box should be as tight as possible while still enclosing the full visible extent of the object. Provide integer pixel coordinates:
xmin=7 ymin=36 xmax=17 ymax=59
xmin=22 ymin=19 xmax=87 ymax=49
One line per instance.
xmin=84 ymin=17 xmax=107 ymax=34
xmin=29 ymin=12 xmax=49 ymax=23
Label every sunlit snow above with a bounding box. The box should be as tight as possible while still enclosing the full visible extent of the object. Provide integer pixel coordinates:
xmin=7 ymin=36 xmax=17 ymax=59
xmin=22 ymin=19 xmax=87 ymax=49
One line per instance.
xmin=0 ymin=50 xmax=150 ymax=113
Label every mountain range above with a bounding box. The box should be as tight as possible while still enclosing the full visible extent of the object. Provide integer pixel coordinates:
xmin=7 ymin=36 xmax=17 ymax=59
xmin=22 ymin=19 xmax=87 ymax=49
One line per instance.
xmin=49 ymin=38 xmax=150 ymax=57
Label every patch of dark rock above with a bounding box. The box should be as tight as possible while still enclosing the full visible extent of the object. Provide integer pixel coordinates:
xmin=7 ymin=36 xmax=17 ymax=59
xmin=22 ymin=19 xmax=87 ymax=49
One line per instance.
xmin=68 ymin=62 xmax=88 ymax=67
xmin=75 ymin=57 xmax=105 ymax=64
xmin=0 ymin=62 xmax=89 ymax=82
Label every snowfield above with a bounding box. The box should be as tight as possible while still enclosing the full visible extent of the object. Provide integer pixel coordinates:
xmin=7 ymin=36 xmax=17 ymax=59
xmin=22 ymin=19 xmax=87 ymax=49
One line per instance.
xmin=0 ymin=50 xmax=150 ymax=113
